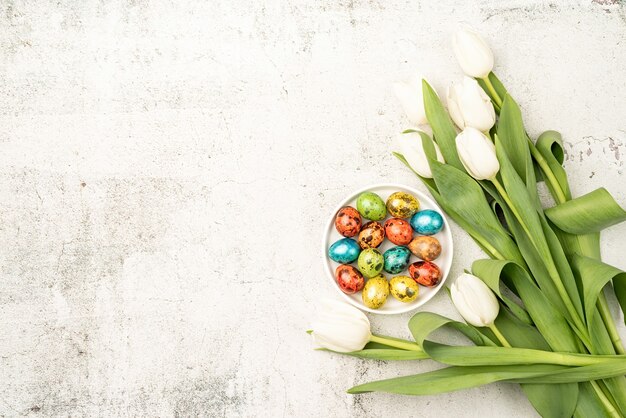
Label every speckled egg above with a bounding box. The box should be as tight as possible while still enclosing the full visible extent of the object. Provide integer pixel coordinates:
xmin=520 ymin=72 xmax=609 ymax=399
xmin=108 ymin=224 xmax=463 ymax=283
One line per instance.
xmin=383 ymin=246 xmax=411 ymax=274
xmin=328 ymin=238 xmax=361 ymax=264
xmin=357 ymin=248 xmax=384 ymax=278
xmin=362 ymin=275 xmax=389 ymax=309
xmin=358 ymin=221 xmax=385 ymax=249
xmin=356 ymin=192 xmax=387 ymax=221
xmin=334 ymin=265 xmax=365 ymax=294
xmin=409 ymin=261 xmax=442 ymax=287
xmin=334 ymin=206 xmax=362 ymax=237
xmin=386 ymin=192 xmax=420 ymax=219
xmin=384 ymin=218 xmax=413 ymax=245
xmin=390 ymin=276 xmax=419 ymax=303
xmin=410 ymin=209 xmax=444 ymax=235
xmin=408 ymin=236 xmax=442 ymax=261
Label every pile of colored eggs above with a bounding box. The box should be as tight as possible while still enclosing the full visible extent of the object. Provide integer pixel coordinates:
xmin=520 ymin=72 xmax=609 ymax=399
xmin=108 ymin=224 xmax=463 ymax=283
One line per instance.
xmin=328 ymin=191 xmax=445 ymax=310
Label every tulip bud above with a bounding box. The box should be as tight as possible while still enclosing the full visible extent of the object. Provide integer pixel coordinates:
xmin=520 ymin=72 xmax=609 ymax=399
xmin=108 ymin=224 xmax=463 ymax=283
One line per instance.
xmin=452 ymin=25 xmax=494 ymax=79
xmin=395 ymin=131 xmax=445 ymax=179
xmin=393 ymin=74 xmax=429 ymax=126
xmin=447 ymin=76 xmax=496 ymax=131
xmin=455 ymin=127 xmax=500 ymax=180
xmin=450 ymin=273 xmax=499 ymax=327
xmin=311 ymin=299 xmax=371 ymax=353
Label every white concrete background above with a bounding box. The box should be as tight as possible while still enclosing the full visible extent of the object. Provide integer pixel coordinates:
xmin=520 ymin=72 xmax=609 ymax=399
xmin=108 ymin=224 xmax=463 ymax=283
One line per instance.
xmin=0 ymin=0 xmax=625 ymax=416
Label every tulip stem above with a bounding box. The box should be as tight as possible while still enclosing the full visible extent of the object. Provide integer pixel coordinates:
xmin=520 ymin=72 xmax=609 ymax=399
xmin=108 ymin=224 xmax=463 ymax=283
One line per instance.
xmin=481 ymin=76 xmax=503 ymax=108
xmin=369 ymin=334 xmax=423 ymax=352
xmin=487 ymin=324 xmax=511 ymax=348
xmin=590 ymin=380 xmax=622 ymax=418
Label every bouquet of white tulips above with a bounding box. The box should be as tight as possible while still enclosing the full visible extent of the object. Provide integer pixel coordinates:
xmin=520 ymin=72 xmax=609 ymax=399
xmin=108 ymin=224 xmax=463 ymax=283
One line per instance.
xmin=311 ymin=26 xmax=626 ymax=418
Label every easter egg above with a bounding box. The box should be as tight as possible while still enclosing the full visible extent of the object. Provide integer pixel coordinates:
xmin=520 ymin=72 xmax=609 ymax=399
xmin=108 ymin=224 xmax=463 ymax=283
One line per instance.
xmin=356 ymin=192 xmax=387 ymax=221
xmin=408 ymin=236 xmax=442 ymax=261
xmin=383 ymin=246 xmax=411 ymax=274
xmin=410 ymin=209 xmax=444 ymax=235
xmin=362 ymin=274 xmax=389 ymax=309
xmin=384 ymin=218 xmax=413 ymax=245
xmin=328 ymin=238 xmax=361 ymax=264
xmin=357 ymin=221 xmax=385 ymax=249
xmin=334 ymin=206 xmax=362 ymax=237
xmin=357 ymin=248 xmax=384 ymax=278
xmin=386 ymin=192 xmax=420 ymax=219
xmin=409 ymin=261 xmax=442 ymax=287
xmin=335 ymin=265 xmax=364 ymax=294
xmin=390 ymin=276 xmax=419 ymax=303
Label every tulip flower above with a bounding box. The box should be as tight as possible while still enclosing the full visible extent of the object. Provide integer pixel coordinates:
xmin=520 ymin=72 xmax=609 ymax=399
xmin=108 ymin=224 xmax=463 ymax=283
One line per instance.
xmin=310 ymin=299 xmax=423 ymax=353
xmin=455 ymin=127 xmax=500 ymax=180
xmin=452 ymin=25 xmax=494 ymax=79
xmin=450 ymin=273 xmax=499 ymax=327
xmin=393 ymin=74 xmax=429 ymax=126
xmin=447 ymin=76 xmax=496 ymax=132
xmin=395 ymin=131 xmax=445 ymax=178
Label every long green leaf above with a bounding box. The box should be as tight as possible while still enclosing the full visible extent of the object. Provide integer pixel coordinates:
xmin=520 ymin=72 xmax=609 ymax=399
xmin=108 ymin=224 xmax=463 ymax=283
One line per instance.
xmin=421 ymin=80 xmax=463 ymax=169
xmin=546 ymin=188 xmax=626 ymax=234
xmin=408 ymin=312 xmax=496 ymax=347
xmin=535 ymin=130 xmax=572 ymax=200
xmin=333 ymin=348 xmax=429 ymax=361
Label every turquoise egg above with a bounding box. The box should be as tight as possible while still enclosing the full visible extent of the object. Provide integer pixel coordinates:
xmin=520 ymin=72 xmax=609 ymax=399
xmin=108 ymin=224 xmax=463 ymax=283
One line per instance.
xmin=356 ymin=192 xmax=387 ymax=221
xmin=410 ymin=210 xmax=444 ymax=235
xmin=357 ymin=248 xmax=384 ymax=278
xmin=328 ymin=238 xmax=361 ymax=264
xmin=383 ymin=246 xmax=411 ymax=274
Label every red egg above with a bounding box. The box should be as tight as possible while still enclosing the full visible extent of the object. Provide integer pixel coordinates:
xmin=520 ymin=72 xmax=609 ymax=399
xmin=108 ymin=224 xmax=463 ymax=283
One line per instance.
xmin=358 ymin=221 xmax=385 ymax=249
xmin=334 ymin=206 xmax=362 ymax=237
xmin=408 ymin=261 xmax=442 ymax=287
xmin=335 ymin=265 xmax=365 ymax=294
xmin=384 ymin=218 xmax=414 ymax=245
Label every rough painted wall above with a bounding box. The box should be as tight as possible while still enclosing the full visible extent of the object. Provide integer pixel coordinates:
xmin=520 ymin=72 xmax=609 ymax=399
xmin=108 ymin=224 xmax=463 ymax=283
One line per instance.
xmin=0 ymin=0 xmax=624 ymax=416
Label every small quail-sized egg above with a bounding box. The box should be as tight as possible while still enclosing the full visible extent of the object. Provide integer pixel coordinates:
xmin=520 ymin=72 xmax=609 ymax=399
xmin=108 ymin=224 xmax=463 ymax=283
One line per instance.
xmin=356 ymin=192 xmax=387 ymax=221
xmin=357 ymin=248 xmax=384 ymax=278
xmin=383 ymin=246 xmax=411 ymax=274
xmin=410 ymin=209 xmax=444 ymax=235
xmin=386 ymin=192 xmax=420 ymax=219
xmin=408 ymin=236 xmax=442 ymax=261
xmin=409 ymin=261 xmax=442 ymax=287
xmin=357 ymin=221 xmax=385 ymax=249
xmin=328 ymin=238 xmax=361 ymax=264
xmin=362 ymin=274 xmax=389 ymax=309
xmin=334 ymin=206 xmax=362 ymax=237
xmin=390 ymin=276 xmax=419 ymax=303
xmin=334 ymin=265 xmax=364 ymax=294
xmin=383 ymin=218 xmax=413 ymax=246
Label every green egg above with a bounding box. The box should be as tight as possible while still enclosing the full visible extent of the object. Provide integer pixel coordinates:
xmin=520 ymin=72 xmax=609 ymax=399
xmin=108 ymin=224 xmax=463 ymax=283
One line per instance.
xmin=356 ymin=192 xmax=387 ymax=221
xmin=358 ymin=248 xmax=384 ymax=278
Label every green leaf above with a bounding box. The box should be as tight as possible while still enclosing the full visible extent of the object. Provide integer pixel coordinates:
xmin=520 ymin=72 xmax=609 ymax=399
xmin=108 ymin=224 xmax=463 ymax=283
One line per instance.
xmin=478 ymin=72 xmax=508 ymax=106
xmin=421 ymin=80 xmax=463 ymax=169
xmin=334 ymin=348 xmax=429 ymax=361
xmin=408 ymin=312 xmax=496 ymax=347
xmin=546 ymin=188 xmax=626 ymax=234
xmin=523 ymin=383 xmax=578 ymax=418
xmin=574 ymin=382 xmax=612 ymax=418
xmin=535 ymin=130 xmax=572 ymax=200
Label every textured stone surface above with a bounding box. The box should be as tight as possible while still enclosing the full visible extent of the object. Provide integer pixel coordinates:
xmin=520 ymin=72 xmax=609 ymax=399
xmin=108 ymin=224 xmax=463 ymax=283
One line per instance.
xmin=0 ymin=0 xmax=625 ymax=416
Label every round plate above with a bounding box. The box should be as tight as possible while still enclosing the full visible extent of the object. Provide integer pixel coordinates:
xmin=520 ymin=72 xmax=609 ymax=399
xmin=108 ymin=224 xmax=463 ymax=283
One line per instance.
xmin=323 ymin=183 xmax=454 ymax=314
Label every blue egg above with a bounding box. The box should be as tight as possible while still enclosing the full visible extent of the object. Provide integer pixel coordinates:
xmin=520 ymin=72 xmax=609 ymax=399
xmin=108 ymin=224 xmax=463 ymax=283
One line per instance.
xmin=383 ymin=246 xmax=411 ymax=274
xmin=410 ymin=210 xmax=444 ymax=235
xmin=328 ymin=238 xmax=361 ymax=263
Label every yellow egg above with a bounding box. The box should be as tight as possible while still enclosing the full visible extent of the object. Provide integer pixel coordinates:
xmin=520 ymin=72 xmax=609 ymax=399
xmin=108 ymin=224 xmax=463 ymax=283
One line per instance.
xmin=362 ymin=275 xmax=389 ymax=309
xmin=390 ymin=276 xmax=419 ymax=303
xmin=386 ymin=192 xmax=420 ymax=219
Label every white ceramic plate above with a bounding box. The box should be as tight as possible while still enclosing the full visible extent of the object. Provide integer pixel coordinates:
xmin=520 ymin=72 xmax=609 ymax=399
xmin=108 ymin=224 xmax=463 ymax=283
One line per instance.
xmin=323 ymin=183 xmax=453 ymax=315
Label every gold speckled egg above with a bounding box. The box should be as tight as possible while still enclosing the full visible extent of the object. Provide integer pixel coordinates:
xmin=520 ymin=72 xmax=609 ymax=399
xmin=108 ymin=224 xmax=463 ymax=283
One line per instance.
xmin=408 ymin=236 xmax=442 ymax=261
xmin=362 ymin=275 xmax=389 ymax=309
xmin=390 ymin=276 xmax=419 ymax=303
xmin=386 ymin=192 xmax=420 ymax=219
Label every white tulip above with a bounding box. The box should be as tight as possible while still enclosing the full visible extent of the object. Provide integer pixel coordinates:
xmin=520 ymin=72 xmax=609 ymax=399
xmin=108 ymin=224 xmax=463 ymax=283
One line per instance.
xmin=447 ymin=76 xmax=496 ymax=131
xmin=393 ymin=74 xmax=428 ymax=126
xmin=395 ymin=131 xmax=445 ymax=179
xmin=452 ymin=25 xmax=494 ymax=79
xmin=311 ymin=299 xmax=371 ymax=353
xmin=450 ymin=273 xmax=500 ymax=327
xmin=455 ymin=127 xmax=500 ymax=180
